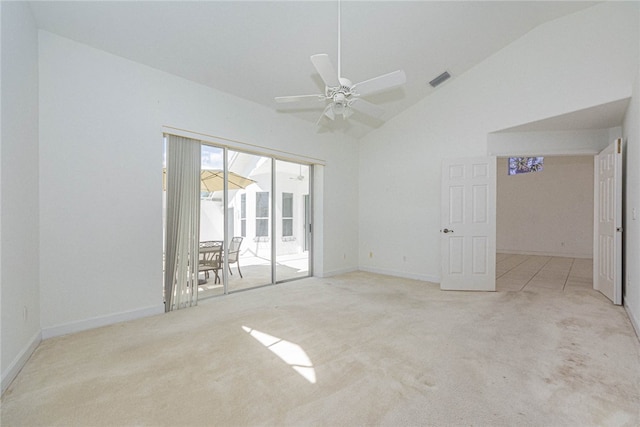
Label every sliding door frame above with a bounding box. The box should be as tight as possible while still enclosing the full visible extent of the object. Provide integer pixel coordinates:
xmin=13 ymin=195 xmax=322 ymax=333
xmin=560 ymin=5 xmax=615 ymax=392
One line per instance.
xmin=222 ymin=146 xmax=230 ymax=294
xmin=271 ymin=158 xmax=277 ymax=286
xmin=190 ymin=140 xmax=314 ymax=296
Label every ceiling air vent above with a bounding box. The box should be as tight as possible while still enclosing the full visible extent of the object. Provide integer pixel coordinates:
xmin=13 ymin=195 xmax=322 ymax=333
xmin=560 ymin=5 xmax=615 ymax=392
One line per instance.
xmin=429 ymin=71 xmax=451 ymax=88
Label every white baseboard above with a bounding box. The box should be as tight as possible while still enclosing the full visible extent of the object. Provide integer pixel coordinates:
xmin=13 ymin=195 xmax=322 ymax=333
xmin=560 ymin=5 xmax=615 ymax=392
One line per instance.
xmin=359 ymin=266 xmax=440 ymax=284
xmin=1 ymin=330 xmax=42 ymax=396
xmin=624 ymin=303 xmax=640 ymax=342
xmin=316 ymin=266 xmax=358 ymax=278
xmin=41 ymin=304 xmax=165 ymax=339
xmin=497 ymin=249 xmax=592 ymax=259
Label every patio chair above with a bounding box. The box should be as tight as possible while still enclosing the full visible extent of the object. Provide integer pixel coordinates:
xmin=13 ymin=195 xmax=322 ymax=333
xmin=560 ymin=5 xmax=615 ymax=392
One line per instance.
xmin=227 ymin=237 xmax=243 ymax=278
xmin=199 ymin=241 xmax=223 ymax=284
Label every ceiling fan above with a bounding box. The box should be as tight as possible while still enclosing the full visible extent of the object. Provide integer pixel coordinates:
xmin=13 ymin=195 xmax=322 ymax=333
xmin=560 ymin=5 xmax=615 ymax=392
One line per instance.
xmin=289 ymin=165 xmax=305 ymax=181
xmin=275 ymin=1 xmax=406 ymax=127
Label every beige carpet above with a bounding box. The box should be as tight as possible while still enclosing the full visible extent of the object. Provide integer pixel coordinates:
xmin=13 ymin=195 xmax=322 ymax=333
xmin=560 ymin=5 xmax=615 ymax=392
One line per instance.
xmin=2 ymin=271 xmax=639 ymax=426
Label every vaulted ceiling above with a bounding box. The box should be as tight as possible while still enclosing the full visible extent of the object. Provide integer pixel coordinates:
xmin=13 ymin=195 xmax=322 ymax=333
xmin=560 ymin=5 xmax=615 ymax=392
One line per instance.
xmin=28 ymin=1 xmax=599 ymax=138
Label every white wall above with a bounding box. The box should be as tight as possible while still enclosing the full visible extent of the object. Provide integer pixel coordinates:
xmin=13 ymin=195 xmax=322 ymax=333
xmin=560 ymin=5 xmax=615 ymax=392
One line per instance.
xmin=623 ymin=67 xmax=640 ymax=336
xmin=358 ymin=2 xmax=639 ymax=282
xmin=1 ymin=2 xmax=41 ymax=392
xmin=496 ymin=156 xmax=593 ymax=258
xmin=38 ymin=31 xmax=359 ymax=337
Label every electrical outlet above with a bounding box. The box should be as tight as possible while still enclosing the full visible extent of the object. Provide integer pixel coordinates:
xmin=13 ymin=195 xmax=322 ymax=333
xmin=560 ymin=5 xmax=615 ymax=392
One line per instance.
xmin=369 ymin=251 xmax=373 ymax=258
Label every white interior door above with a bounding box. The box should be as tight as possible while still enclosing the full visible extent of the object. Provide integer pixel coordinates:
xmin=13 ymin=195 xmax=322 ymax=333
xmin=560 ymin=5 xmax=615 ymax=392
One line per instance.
xmin=594 ymin=139 xmax=622 ymax=305
xmin=441 ymin=157 xmax=496 ymax=291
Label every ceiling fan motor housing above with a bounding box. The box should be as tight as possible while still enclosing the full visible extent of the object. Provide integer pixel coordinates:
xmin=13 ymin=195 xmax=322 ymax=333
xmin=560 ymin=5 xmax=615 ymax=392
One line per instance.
xmin=338 ymin=77 xmax=353 ymax=93
xmin=326 ymin=77 xmax=353 ymax=98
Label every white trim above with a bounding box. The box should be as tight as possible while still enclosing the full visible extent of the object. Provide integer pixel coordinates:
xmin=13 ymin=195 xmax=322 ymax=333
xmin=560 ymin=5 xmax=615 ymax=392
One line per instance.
xmin=162 ymin=126 xmax=326 ymax=166
xmin=1 ymin=330 xmax=41 ymax=395
xmin=41 ymin=305 xmax=164 ymax=339
xmin=315 ymin=267 xmax=358 ymax=278
xmin=489 ymin=149 xmax=600 ymax=157
xmin=486 ymin=127 xmax=618 ymax=158
xmin=496 ymin=249 xmax=593 ymax=259
xmin=359 ymin=266 xmax=440 ymax=284
xmin=624 ymin=303 xmax=640 ymax=342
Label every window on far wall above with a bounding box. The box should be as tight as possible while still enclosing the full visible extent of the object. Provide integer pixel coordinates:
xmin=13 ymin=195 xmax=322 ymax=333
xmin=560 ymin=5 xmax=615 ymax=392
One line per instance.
xmin=256 ymin=192 xmax=269 ymax=237
xmin=240 ymin=194 xmax=246 ymax=237
xmin=508 ymin=157 xmax=544 ymax=175
xmin=282 ymin=192 xmax=293 ymax=237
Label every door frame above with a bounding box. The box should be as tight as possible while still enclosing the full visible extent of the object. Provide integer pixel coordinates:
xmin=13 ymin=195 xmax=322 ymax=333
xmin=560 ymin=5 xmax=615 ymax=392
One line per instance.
xmin=163 ymin=129 xmax=317 ymax=301
xmin=488 ymin=141 xmax=623 ymax=303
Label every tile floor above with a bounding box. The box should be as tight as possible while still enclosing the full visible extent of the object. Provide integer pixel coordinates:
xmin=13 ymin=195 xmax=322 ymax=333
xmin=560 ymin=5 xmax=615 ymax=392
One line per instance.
xmin=496 ymin=253 xmax=593 ymax=292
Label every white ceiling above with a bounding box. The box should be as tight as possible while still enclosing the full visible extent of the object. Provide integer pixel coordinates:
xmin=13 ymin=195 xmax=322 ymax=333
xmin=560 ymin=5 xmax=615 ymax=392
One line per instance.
xmin=28 ymin=1 xmax=600 ymax=139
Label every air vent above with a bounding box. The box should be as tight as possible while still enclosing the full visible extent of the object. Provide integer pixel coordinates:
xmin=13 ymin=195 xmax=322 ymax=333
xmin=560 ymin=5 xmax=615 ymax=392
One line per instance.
xmin=429 ymin=71 xmax=451 ymax=88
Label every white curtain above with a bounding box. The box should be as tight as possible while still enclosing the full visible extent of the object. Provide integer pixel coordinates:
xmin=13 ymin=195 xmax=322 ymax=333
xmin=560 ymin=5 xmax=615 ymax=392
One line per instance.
xmin=164 ymin=135 xmax=201 ymax=311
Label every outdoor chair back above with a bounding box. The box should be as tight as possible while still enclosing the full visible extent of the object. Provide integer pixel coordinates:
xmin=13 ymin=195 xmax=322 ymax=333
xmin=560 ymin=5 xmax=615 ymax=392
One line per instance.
xmin=199 ymin=240 xmax=223 ymax=283
xmin=228 ymin=237 xmax=243 ymax=278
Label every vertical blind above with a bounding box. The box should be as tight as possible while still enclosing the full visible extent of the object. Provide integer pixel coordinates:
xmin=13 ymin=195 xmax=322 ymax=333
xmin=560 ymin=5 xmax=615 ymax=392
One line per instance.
xmin=164 ymin=135 xmax=201 ymax=311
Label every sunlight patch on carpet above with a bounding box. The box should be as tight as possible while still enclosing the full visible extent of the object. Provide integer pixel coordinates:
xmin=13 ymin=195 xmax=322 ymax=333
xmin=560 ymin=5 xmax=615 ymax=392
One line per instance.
xmin=242 ymin=326 xmax=316 ymax=384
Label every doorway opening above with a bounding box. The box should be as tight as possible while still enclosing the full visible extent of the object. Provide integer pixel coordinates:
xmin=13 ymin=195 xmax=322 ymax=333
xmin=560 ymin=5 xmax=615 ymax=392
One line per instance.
xmin=495 ymin=155 xmax=594 ymax=293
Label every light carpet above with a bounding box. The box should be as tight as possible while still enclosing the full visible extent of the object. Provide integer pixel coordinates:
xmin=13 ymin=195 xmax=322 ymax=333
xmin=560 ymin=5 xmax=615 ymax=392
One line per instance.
xmin=1 ymin=271 xmax=639 ymax=426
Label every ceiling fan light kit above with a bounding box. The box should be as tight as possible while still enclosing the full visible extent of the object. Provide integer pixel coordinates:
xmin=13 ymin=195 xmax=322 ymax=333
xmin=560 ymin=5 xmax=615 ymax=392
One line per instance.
xmin=275 ymin=1 xmax=406 ymax=129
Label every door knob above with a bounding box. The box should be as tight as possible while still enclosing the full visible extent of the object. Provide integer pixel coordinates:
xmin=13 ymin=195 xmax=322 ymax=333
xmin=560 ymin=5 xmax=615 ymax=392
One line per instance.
xmin=442 ymin=228 xmax=454 ymax=234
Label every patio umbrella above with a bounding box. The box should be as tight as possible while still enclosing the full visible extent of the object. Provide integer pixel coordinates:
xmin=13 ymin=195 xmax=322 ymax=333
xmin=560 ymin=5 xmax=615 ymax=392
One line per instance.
xmin=163 ymin=169 xmax=256 ymax=192
xmin=200 ymin=170 xmax=256 ymax=192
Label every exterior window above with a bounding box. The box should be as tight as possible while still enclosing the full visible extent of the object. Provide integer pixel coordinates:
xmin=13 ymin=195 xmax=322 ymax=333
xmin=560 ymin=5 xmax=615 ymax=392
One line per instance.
xmin=240 ymin=194 xmax=246 ymax=237
xmin=508 ymin=157 xmax=544 ymax=175
xmin=256 ymin=192 xmax=269 ymax=237
xmin=282 ymin=192 xmax=293 ymax=237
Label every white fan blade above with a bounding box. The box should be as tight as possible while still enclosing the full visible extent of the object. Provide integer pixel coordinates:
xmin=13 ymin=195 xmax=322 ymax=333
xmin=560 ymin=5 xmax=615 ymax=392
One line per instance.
xmin=310 ymin=54 xmax=340 ymax=88
xmin=316 ymin=104 xmax=334 ymax=127
xmin=350 ymin=98 xmax=385 ymax=118
xmin=343 ymin=106 xmax=354 ymax=119
xmin=275 ymin=94 xmax=325 ymax=103
xmin=352 ymin=70 xmax=406 ymax=97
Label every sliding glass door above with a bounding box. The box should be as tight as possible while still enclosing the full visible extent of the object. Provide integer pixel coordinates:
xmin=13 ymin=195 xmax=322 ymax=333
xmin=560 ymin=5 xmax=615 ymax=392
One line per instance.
xmin=275 ymin=160 xmax=310 ymax=282
xmin=198 ymin=145 xmax=226 ymax=298
xmin=163 ymin=136 xmax=312 ymax=301
xmin=226 ymin=150 xmax=273 ymax=292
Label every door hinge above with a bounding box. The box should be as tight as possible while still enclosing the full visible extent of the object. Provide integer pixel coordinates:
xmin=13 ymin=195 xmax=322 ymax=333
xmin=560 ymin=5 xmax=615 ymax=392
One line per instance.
xmin=617 ymin=138 xmax=622 ymax=154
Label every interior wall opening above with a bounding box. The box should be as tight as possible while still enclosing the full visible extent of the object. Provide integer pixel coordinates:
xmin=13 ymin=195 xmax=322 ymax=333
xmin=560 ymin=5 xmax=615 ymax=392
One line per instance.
xmin=495 ymin=155 xmax=595 ymax=292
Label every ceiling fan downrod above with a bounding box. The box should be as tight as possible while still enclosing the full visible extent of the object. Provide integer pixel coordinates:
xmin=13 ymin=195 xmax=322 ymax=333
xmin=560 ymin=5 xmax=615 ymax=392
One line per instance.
xmin=337 ymin=0 xmax=342 ymax=79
